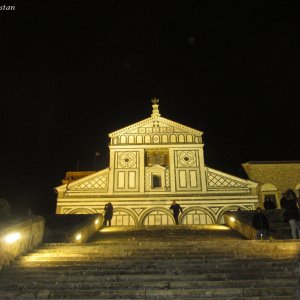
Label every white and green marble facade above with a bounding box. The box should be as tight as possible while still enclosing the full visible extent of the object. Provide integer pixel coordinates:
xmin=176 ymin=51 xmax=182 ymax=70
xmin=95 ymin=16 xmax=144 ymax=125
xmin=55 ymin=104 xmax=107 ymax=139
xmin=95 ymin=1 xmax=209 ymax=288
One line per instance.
xmin=55 ymin=100 xmax=258 ymax=225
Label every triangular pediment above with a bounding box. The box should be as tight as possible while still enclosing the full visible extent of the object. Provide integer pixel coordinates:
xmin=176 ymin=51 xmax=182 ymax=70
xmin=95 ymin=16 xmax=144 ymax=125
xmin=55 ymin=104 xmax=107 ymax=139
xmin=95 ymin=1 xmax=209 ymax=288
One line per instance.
xmin=147 ymin=164 xmax=166 ymax=171
xmin=109 ymin=116 xmax=203 ymax=138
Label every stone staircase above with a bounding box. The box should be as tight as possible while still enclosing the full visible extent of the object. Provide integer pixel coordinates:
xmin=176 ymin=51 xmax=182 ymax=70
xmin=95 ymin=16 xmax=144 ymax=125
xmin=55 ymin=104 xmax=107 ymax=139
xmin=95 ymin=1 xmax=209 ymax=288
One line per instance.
xmin=0 ymin=225 xmax=299 ymax=299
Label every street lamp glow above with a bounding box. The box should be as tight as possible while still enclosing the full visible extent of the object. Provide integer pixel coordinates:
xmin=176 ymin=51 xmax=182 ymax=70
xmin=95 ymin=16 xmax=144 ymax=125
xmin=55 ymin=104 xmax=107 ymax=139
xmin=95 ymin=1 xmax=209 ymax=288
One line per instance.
xmin=75 ymin=233 xmax=82 ymax=241
xmin=230 ymin=217 xmax=235 ymax=222
xmin=4 ymin=232 xmax=20 ymax=244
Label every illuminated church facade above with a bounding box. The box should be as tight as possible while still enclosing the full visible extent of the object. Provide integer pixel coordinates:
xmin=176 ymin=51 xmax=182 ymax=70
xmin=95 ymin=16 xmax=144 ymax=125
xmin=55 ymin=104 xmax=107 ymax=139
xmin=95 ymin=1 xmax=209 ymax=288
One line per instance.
xmin=55 ymin=99 xmax=258 ymax=225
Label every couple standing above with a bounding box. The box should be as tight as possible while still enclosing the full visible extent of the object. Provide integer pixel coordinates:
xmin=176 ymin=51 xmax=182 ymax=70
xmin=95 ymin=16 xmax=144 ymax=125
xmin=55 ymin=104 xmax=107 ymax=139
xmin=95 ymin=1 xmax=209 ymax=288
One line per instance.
xmin=103 ymin=202 xmax=113 ymax=226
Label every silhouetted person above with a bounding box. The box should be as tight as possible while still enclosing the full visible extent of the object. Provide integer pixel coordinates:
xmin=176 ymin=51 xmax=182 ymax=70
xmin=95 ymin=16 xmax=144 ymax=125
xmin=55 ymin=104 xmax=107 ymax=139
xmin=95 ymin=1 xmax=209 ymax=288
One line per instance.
xmin=170 ymin=200 xmax=183 ymax=225
xmin=103 ymin=202 xmax=113 ymax=226
xmin=252 ymin=207 xmax=269 ymax=240
xmin=280 ymin=193 xmax=288 ymax=209
xmin=283 ymin=189 xmax=300 ymax=239
xmin=263 ymin=198 xmax=276 ymax=209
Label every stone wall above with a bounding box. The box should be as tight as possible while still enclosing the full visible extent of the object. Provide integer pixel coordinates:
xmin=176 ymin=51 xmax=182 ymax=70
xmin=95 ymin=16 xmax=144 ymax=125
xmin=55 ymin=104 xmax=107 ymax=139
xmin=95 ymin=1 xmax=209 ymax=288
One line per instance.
xmin=0 ymin=215 xmax=45 ymax=270
xmin=67 ymin=214 xmax=103 ymax=243
xmin=224 ymin=212 xmax=255 ymax=240
xmin=43 ymin=214 xmax=103 ymax=243
xmin=224 ymin=209 xmax=293 ymax=240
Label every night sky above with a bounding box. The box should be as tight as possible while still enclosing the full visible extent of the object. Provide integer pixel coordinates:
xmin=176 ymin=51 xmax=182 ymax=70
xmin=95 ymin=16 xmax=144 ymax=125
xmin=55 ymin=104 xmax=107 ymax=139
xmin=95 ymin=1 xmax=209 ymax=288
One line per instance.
xmin=1 ymin=1 xmax=299 ymax=215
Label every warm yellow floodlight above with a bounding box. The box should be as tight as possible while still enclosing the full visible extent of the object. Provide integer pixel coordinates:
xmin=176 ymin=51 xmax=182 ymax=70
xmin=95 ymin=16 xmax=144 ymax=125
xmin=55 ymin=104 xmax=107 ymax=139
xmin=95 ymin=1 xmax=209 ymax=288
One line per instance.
xmin=4 ymin=232 xmax=20 ymax=244
xmin=75 ymin=233 xmax=82 ymax=241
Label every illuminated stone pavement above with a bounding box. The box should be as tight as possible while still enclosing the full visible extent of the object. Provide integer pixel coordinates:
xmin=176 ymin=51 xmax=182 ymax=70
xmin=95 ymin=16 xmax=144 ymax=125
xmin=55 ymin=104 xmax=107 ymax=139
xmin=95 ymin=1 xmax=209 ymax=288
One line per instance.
xmin=89 ymin=225 xmax=247 ymax=243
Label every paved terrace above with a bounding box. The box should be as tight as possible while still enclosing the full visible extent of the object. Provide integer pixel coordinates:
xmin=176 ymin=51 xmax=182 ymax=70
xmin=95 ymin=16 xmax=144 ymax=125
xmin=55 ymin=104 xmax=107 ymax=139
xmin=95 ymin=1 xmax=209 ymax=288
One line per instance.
xmin=89 ymin=225 xmax=247 ymax=243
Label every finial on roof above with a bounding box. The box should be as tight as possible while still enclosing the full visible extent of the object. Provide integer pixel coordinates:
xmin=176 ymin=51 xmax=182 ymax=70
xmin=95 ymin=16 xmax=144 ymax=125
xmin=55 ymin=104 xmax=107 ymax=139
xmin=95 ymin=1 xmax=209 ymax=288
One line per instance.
xmin=151 ymin=97 xmax=161 ymax=117
xmin=151 ymin=97 xmax=159 ymax=104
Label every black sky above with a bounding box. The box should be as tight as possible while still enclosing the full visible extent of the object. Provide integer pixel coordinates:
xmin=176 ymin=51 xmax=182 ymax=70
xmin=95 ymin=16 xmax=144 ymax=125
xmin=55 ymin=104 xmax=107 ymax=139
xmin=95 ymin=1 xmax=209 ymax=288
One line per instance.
xmin=1 ymin=1 xmax=300 ymax=215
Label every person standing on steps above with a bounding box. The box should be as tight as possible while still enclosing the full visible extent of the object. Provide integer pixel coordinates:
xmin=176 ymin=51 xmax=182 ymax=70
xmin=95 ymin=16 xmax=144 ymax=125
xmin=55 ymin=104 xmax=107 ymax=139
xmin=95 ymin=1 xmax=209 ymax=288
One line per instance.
xmin=103 ymin=202 xmax=113 ymax=227
xmin=170 ymin=200 xmax=183 ymax=225
xmin=282 ymin=189 xmax=300 ymax=239
xmin=252 ymin=207 xmax=269 ymax=240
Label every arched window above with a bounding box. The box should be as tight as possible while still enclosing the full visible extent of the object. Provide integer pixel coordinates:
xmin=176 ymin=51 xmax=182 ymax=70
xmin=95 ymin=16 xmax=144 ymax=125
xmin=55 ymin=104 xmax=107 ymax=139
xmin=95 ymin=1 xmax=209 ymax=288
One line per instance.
xmin=162 ymin=135 xmax=168 ymax=143
xmin=128 ymin=135 xmax=135 ymax=144
xmin=170 ymin=134 xmax=176 ymax=143
xmin=120 ymin=136 xmax=127 ymax=144
xmin=178 ymin=134 xmax=185 ymax=143
xmin=261 ymin=183 xmax=278 ymax=209
xmin=187 ymin=134 xmax=193 ymax=142
xmin=145 ymin=135 xmax=151 ymax=143
xmin=136 ymin=135 xmax=143 ymax=143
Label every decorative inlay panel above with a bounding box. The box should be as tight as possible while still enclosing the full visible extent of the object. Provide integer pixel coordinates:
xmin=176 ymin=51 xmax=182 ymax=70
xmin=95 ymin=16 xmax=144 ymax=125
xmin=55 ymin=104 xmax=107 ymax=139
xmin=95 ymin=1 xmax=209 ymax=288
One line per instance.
xmin=207 ymin=170 xmax=248 ymax=188
xmin=70 ymin=173 xmax=108 ymax=191
xmin=117 ymin=152 xmax=137 ymax=168
xmin=176 ymin=150 xmax=198 ymax=167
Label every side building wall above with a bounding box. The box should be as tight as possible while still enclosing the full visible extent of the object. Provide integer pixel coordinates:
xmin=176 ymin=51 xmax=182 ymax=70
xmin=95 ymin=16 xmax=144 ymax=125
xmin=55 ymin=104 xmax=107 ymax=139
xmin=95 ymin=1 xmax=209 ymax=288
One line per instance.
xmin=242 ymin=161 xmax=300 ymax=209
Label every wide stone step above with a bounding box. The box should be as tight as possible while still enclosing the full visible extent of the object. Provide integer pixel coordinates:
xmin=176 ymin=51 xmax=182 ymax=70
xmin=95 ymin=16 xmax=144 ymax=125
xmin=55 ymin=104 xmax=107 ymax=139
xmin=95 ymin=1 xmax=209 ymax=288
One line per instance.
xmin=34 ymin=243 xmax=300 ymax=258
xmin=19 ymin=255 xmax=257 ymax=262
xmin=33 ymin=248 xmax=242 ymax=255
xmin=12 ymin=257 xmax=297 ymax=267
xmin=15 ymin=257 xmax=298 ymax=268
xmin=27 ymin=247 xmax=300 ymax=255
xmin=41 ymin=240 xmax=300 ymax=249
xmin=24 ymin=252 xmax=299 ymax=261
xmin=9 ymin=262 xmax=297 ymax=273
xmin=1 ymin=269 xmax=297 ymax=281
xmin=18 ymin=255 xmax=298 ymax=263
xmin=22 ymin=250 xmax=240 ymax=257
xmin=0 ymin=287 xmax=296 ymax=299
xmin=1 ymin=278 xmax=297 ymax=290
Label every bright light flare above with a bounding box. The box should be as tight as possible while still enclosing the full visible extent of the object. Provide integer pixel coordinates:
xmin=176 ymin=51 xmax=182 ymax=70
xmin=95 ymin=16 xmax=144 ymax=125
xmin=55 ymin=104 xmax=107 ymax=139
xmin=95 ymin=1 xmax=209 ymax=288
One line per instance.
xmin=230 ymin=217 xmax=236 ymax=222
xmin=94 ymin=219 xmax=99 ymax=225
xmin=75 ymin=233 xmax=82 ymax=241
xmin=4 ymin=232 xmax=20 ymax=244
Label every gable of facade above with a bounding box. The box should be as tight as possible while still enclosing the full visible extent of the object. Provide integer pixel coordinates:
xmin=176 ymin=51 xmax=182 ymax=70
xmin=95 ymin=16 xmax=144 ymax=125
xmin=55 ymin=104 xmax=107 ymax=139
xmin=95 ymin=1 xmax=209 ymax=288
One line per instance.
xmin=109 ymin=116 xmax=203 ymax=146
